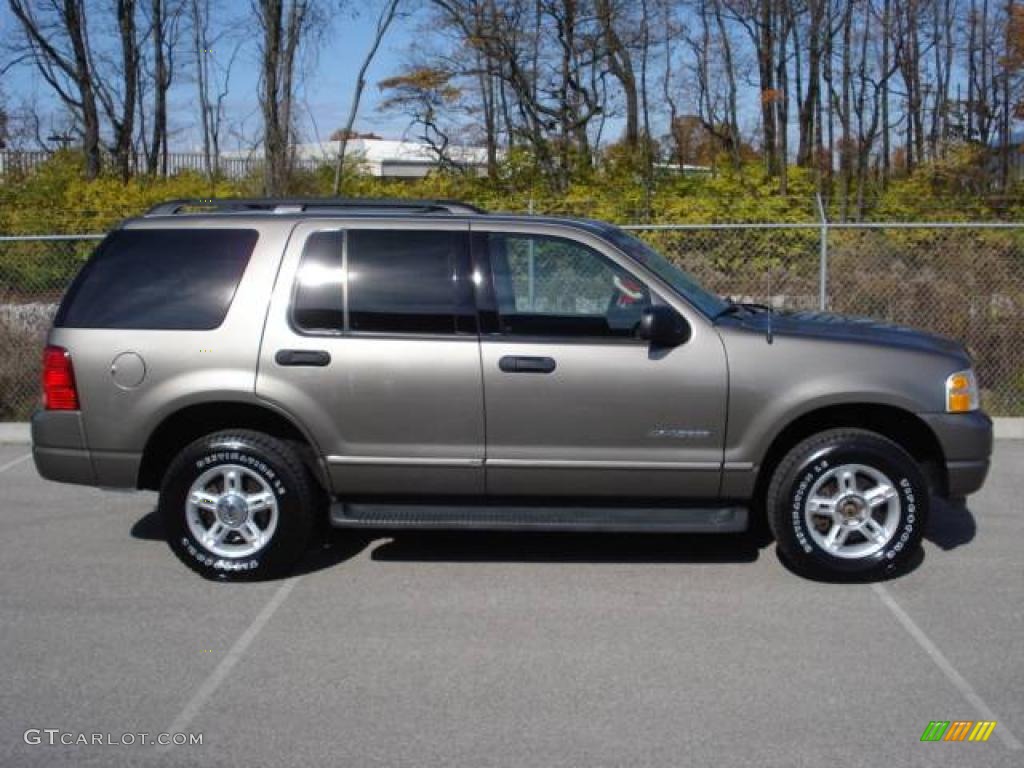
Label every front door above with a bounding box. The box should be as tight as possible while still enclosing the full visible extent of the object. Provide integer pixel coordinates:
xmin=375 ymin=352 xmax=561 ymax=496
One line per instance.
xmin=257 ymin=220 xmax=484 ymax=495
xmin=474 ymin=224 xmax=728 ymax=499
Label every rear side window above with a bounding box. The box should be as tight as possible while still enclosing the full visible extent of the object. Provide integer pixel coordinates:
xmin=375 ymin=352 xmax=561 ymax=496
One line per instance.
xmin=292 ymin=229 xmax=473 ymax=335
xmin=55 ymin=229 xmax=258 ymax=330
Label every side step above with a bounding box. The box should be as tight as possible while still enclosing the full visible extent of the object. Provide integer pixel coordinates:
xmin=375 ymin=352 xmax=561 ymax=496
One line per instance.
xmin=329 ymin=503 xmax=748 ymax=533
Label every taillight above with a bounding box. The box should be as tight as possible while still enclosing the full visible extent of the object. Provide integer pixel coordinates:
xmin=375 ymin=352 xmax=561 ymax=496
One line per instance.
xmin=42 ymin=345 xmax=80 ymax=410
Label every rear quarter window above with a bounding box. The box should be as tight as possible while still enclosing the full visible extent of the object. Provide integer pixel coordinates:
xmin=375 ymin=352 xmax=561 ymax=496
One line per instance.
xmin=55 ymin=228 xmax=258 ymax=330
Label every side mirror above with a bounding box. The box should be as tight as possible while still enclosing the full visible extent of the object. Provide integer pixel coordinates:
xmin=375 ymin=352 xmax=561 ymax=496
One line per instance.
xmin=639 ymin=305 xmax=691 ymax=347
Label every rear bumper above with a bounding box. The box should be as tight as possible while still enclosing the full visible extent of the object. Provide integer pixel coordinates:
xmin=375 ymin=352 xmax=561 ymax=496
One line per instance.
xmin=31 ymin=409 xmax=96 ymax=486
xmin=919 ymin=411 xmax=993 ymax=497
xmin=32 ymin=410 xmax=153 ymax=489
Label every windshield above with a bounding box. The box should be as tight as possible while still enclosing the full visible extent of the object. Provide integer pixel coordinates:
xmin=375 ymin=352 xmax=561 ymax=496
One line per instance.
xmin=599 ymin=226 xmax=729 ymax=318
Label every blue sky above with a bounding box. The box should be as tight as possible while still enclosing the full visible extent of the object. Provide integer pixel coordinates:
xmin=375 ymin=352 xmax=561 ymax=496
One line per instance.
xmin=1 ymin=0 xmax=427 ymax=151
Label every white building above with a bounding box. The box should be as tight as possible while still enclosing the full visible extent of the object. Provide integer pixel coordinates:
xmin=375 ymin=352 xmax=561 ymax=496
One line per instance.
xmin=288 ymin=138 xmax=491 ymax=178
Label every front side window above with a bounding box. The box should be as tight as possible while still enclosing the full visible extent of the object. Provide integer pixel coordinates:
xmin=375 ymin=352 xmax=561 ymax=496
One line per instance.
xmin=599 ymin=225 xmax=728 ymax=318
xmin=292 ymin=229 xmax=472 ymax=335
xmin=487 ymin=233 xmax=651 ymax=338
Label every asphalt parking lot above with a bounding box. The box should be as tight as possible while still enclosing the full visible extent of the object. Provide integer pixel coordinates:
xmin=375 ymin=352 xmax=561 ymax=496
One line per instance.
xmin=0 ymin=441 xmax=1021 ymax=768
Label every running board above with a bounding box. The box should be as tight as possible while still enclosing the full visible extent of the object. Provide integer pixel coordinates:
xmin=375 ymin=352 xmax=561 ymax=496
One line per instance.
xmin=329 ymin=503 xmax=748 ymax=533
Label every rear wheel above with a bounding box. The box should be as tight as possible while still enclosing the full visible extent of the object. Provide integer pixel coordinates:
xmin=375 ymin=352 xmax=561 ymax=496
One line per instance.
xmin=159 ymin=430 xmax=317 ymax=580
xmin=766 ymin=429 xmax=928 ymax=580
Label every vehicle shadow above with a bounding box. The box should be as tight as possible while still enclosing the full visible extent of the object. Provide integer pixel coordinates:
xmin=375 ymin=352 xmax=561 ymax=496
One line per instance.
xmin=130 ymin=509 xmax=375 ymax=576
xmin=364 ymin=529 xmax=761 ymax=565
xmin=129 ymin=509 xmax=164 ymax=541
xmin=925 ymin=496 xmax=976 ymax=551
xmin=132 ymin=497 xmax=971 ymax=578
xmin=132 ymin=508 xmax=762 ymax=569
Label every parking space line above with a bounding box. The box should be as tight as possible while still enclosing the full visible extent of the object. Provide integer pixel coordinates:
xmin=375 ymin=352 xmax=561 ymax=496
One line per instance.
xmin=0 ymin=453 xmax=32 ymax=474
xmin=160 ymin=575 xmax=302 ymax=749
xmin=871 ymin=583 xmax=1021 ymax=750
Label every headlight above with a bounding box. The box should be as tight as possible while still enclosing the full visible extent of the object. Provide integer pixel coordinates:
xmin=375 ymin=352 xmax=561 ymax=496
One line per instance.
xmin=945 ymin=369 xmax=980 ymax=413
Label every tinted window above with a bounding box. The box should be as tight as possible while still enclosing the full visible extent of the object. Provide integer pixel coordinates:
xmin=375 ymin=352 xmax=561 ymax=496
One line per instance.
xmin=488 ymin=233 xmax=651 ymax=338
xmin=55 ymin=229 xmax=257 ymax=330
xmin=293 ymin=230 xmax=346 ymax=333
xmin=347 ymin=230 xmax=467 ymax=334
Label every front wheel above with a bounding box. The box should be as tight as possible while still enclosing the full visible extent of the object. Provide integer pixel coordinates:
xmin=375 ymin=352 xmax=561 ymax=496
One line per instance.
xmin=766 ymin=429 xmax=928 ymax=580
xmin=159 ymin=430 xmax=317 ymax=580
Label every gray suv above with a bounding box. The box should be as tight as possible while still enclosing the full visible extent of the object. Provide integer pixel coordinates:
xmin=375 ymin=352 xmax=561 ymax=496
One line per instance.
xmin=32 ymin=198 xmax=992 ymax=580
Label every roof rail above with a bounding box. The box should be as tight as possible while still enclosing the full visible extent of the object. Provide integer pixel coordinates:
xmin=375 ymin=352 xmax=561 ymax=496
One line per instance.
xmin=145 ymin=197 xmax=486 ymax=216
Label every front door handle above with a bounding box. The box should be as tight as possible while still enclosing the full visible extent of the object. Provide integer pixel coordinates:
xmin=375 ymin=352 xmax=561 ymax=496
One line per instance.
xmin=275 ymin=349 xmax=331 ymax=367
xmin=498 ymin=356 xmax=557 ymax=374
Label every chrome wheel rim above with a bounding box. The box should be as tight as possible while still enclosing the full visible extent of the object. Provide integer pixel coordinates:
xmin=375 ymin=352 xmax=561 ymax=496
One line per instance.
xmin=804 ymin=463 xmax=900 ymax=560
xmin=185 ymin=464 xmax=279 ymax=558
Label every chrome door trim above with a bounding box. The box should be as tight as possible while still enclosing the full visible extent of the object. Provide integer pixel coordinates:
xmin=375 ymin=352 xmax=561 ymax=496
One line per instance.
xmin=328 ymin=456 xmax=722 ymax=471
xmin=485 ymin=459 xmax=719 ymax=470
xmin=327 ymin=456 xmax=484 ymax=468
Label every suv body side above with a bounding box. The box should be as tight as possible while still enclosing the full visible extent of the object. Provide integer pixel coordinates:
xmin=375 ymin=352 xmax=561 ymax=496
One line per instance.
xmin=33 ymin=211 xmax=990 ymax=505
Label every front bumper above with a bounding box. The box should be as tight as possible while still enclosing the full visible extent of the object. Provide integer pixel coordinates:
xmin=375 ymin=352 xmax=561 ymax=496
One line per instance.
xmin=919 ymin=410 xmax=993 ymax=497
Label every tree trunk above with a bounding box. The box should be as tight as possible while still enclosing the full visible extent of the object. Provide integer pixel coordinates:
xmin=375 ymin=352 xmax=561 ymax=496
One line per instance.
xmin=332 ymin=0 xmax=399 ymax=194
xmin=797 ymin=0 xmax=823 ymax=167
xmin=757 ymin=0 xmax=777 ymax=175
xmin=881 ymin=0 xmax=891 ymax=180
xmin=258 ymin=0 xmax=308 ymax=196
xmin=147 ymin=0 xmax=170 ymax=176
xmin=596 ymin=0 xmax=639 ymax=148
xmin=113 ymin=0 xmax=139 ymax=181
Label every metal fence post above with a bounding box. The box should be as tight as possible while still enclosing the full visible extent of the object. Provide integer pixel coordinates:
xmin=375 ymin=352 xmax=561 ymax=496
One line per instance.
xmin=816 ymin=193 xmax=829 ymax=311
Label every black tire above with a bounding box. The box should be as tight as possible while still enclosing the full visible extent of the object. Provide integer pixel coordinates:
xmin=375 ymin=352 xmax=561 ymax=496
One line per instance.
xmin=766 ymin=428 xmax=928 ymax=581
xmin=159 ymin=430 xmax=318 ymax=580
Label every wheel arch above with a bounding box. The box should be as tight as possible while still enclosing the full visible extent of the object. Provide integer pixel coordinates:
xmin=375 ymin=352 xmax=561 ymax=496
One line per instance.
xmin=752 ymin=403 xmax=948 ymax=506
xmin=137 ymin=400 xmax=329 ymax=493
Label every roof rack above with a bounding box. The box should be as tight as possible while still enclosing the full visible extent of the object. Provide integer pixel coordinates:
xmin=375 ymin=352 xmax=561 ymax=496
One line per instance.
xmin=145 ymin=197 xmax=487 ymax=216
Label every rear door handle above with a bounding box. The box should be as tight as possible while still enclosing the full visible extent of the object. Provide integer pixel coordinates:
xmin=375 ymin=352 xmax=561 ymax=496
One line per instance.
xmin=275 ymin=349 xmax=331 ymax=367
xmin=498 ymin=356 xmax=557 ymax=374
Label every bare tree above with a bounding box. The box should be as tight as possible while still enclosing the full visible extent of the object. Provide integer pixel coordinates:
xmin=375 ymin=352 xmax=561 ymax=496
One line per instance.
xmin=143 ymin=0 xmax=181 ymax=175
xmin=684 ymin=0 xmax=743 ymax=167
xmin=87 ymin=0 xmax=140 ymax=181
xmin=379 ymin=66 xmax=465 ymax=169
xmin=189 ymin=0 xmax=241 ymax=178
xmin=7 ymin=0 xmax=103 ymax=177
xmin=428 ymin=0 xmax=506 ymax=176
xmin=332 ymin=0 xmax=401 ymax=195
xmin=596 ymin=0 xmax=640 ymax=148
xmin=254 ymin=0 xmax=314 ymax=195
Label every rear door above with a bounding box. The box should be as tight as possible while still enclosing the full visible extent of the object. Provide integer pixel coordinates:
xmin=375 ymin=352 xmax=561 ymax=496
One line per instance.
xmin=257 ymin=219 xmax=485 ymax=495
xmin=473 ymin=223 xmax=728 ymax=499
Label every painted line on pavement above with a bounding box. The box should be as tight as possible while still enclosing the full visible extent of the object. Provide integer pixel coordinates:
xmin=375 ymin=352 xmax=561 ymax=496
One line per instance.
xmin=160 ymin=575 xmax=301 ymax=749
xmin=0 ymin=453 xmax=32 ymax=474
xmin=872 ymin=583 xmax=1021 ymax=750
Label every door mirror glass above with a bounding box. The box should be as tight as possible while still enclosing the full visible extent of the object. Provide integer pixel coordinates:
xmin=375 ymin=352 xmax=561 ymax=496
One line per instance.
xmin=639 ymin=305 xmax=691 ymax=347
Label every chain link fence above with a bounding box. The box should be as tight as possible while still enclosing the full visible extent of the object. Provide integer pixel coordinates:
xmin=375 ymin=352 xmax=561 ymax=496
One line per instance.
xmin=2 ymin=224 xmax=1023 ymax=419
xmin=0 ymin=236 xmax=102 ymax=420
